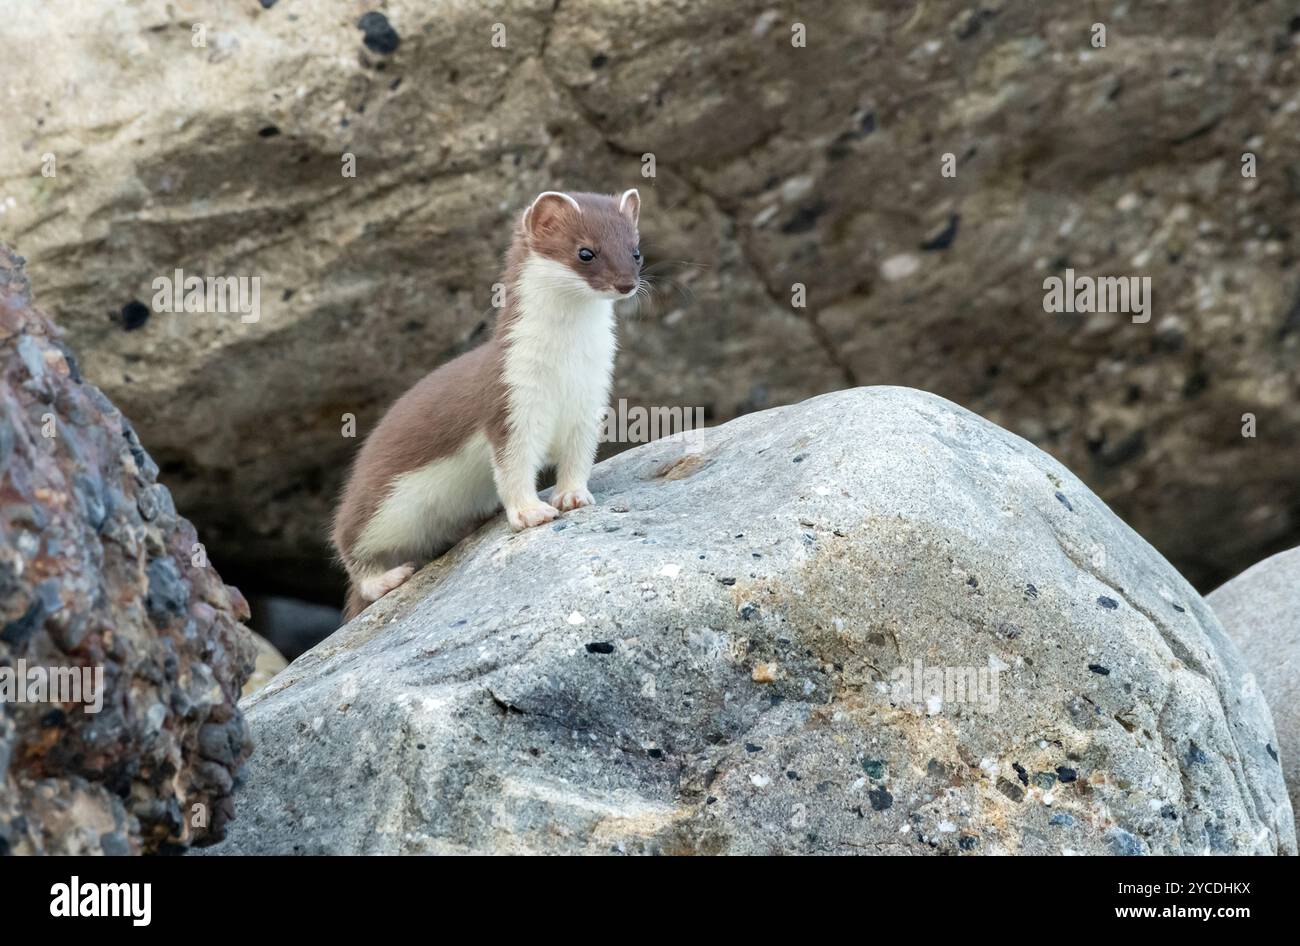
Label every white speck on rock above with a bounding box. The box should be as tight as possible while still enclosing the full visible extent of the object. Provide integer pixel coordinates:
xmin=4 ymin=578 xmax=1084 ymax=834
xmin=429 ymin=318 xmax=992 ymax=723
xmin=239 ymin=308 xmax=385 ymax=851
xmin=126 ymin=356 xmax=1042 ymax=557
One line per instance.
xmin=881 ymin=253 xmax=921 ymax=281
xmin=752 ymin=9 xmax=781 ymax=37
xmin=750 ymin=773 xmax=771 ymax=788
xmin=753 ymin=204 xmax=780 ymax=227
xmin=780 ymin=175 xmax=815 ymax=203
xmin=659 ymin=563 xmax=681 ymax=578
xmin=567 ymin=611 xmax=585 ymax=625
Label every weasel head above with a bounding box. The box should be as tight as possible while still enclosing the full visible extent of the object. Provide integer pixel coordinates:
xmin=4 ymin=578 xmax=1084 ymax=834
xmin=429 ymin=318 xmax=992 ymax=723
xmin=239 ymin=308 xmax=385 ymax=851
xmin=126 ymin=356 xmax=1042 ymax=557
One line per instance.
xmin=519 ymin=189 xmax=642 ymax=301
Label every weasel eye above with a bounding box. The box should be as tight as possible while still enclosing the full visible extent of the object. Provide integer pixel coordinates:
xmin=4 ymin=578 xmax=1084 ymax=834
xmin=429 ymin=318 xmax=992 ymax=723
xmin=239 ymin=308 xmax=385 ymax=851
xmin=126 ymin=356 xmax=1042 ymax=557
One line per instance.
xmin=577 ymin=247 xmax=596 ymax=262
xmin=632 ymin=248 xmax=641 ymax=261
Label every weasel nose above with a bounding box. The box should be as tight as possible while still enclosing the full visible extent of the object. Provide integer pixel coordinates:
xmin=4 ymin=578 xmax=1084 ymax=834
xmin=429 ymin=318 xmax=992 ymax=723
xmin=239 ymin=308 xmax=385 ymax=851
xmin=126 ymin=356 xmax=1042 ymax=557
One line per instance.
xmin=615 ymin=282 xmax=635 ymax=295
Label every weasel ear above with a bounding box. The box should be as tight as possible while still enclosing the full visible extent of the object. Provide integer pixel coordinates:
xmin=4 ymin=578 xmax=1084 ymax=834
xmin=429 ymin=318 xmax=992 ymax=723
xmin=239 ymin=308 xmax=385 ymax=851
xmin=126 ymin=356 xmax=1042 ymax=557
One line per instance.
xmin=618 ymin=188 xmax=641 ymax=226
xmin=523 ymin=191 xmax=581 ymax=237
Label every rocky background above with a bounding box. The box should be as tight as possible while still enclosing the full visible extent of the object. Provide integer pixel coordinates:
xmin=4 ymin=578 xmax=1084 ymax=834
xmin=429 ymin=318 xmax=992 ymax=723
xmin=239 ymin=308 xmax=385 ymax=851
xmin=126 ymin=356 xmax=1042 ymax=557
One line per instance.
xmin=1 ymin=0 xmax=1298 ymax=648
xmin=0 ymin=247 xmax=254 ymax=855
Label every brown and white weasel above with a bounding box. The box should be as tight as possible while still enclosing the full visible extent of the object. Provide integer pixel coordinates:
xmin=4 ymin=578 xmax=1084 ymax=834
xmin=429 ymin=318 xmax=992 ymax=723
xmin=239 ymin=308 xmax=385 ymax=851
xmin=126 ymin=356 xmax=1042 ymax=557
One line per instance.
xmin=331 ymin=188 xmax=643 ymax=619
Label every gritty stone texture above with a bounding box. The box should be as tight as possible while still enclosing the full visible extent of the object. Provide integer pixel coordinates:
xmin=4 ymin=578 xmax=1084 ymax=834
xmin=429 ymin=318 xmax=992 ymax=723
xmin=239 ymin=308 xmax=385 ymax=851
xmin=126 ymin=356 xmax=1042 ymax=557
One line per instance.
xmin=1 ymin=2 xmax=1297 ymax=602
xmin=0 ymin=246 xmax=255 ymax=855
xmin=1208 ymin=546 xmax=1300 ymax=843
xmin=242 ymin=633 xmax=288 ymax=700
xmin=206 ymin=388 xmax=1294 ymax=855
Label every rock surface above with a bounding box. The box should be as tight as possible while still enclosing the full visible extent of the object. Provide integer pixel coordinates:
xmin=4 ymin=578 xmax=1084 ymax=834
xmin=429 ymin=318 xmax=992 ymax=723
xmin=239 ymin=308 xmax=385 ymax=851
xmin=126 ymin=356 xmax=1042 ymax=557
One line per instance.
xmin=2 ymin=1 xmax=1299 ymax=603
xmin=207 ymin=388 xmax=1294 ymax=855
xmin=242 ymin=633 xmax=288 ymax=699
xmin=1208 ymin=546 xmax=1300 ymax=842
xmin=0 ymin=246 xmax=255 ymax=855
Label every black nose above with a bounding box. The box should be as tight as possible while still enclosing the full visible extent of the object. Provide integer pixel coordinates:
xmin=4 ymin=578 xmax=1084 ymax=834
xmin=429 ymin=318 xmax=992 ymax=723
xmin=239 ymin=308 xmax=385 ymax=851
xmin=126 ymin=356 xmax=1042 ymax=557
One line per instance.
xmin=615 ymin=282 xmax=635 ymax=294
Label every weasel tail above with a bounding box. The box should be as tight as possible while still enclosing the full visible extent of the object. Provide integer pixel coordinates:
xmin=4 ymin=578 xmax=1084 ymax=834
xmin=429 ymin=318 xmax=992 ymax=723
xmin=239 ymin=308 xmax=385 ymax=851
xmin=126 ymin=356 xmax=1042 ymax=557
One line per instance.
xmin=331 ymin=188 xmax=643 ymax=620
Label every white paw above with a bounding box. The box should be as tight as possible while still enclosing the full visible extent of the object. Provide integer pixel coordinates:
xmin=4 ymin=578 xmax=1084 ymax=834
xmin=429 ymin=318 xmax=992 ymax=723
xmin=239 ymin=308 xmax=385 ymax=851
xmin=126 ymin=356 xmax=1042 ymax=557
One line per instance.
xmin=359 ymin=562 xmax=415 ymax=602
xmin=507 ymin=501 xmax=560 ymax=531
xmin=550 ymin=487 xmax=595 ymax=512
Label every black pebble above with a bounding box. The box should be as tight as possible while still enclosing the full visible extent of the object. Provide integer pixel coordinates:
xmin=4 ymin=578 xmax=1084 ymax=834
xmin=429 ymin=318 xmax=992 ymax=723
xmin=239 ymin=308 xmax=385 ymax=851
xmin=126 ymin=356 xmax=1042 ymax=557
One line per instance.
xmin=1097 ymin=596 xmax=1118 ymax=610
xmin=585 ymin=641 xmax=614 ymax=654
xmin=591 ymin=53 xmax=608 ymax=68
xmin=1012 ymin=762 xmax=1029 ymax=785
xmin=357 ymin=11 xmax=401 ymax=55
xmin=1088 ymin=663 xmax=1110 ymax=675
xmin=258 ymin=125 xmax=280 ymax=138
xmin=919 ymin=213 xmax=960 ymax=251
xmin=1056 ymin=766 xmax=1078 ymax=783
xmin=1054 ymin=491 xmax=1073 ymax=511
xmin=259 ymin=0 xmax=278 ymax=7
xmin=1267 ymin=743 xmax=1279 ymax=762
xmin=958 ymin=835 xmax=978 ymax=850
xmin=868 ymin=787 xmax=893 ymax=811
xmin=744 ymin=743 xmax=763 ymax=753
xmin=780 ymin=203 xmax=825 ymax=235
xmin=120 ymin=300 xmax=151 ymax=330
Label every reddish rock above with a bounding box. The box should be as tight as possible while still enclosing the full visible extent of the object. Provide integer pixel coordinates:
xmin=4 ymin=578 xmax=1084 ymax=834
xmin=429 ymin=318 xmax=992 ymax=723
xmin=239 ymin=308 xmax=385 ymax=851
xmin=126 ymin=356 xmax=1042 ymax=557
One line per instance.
xmin=0 ymin=245 xmax=255 ymax=855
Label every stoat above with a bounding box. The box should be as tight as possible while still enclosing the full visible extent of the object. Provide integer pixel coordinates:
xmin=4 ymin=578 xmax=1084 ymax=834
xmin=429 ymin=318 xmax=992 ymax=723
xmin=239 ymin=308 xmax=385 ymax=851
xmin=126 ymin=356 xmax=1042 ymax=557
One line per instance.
xmin=331 ymin=188 xmax=643 ymax=619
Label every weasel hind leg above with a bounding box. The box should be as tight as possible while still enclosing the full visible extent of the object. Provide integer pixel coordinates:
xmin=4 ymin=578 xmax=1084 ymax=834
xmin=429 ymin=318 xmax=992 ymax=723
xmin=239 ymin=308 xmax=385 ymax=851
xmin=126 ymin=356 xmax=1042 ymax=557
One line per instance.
xmin=344 ymin=562 xmax=417 ymax=620
xmin=361 ymin=562 xmax=416 ymax=601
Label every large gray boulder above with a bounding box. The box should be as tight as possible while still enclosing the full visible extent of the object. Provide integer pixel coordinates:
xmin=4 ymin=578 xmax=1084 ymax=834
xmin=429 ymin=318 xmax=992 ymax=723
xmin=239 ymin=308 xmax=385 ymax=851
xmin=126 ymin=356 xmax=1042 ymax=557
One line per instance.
xmin=207 ymin=388 xmax=1293 ymax=855
xmin=1208 ymin=546 xmax=1300 ymax=843
xmin=3 ymin=1 xmax=1299 ymax=603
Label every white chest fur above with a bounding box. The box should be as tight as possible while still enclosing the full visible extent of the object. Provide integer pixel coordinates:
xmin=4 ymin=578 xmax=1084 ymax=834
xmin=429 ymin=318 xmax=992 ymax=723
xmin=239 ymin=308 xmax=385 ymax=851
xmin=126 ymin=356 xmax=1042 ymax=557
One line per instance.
xmin=501 ymin=256 xmax=617 ymax=463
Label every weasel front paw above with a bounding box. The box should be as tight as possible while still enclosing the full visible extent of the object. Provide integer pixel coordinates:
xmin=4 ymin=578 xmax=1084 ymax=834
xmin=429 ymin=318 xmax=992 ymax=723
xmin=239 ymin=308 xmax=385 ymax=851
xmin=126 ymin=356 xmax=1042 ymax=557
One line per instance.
xmin=508 ymin=500 xmax=560 ymax=530
xmin=550 ymin=487 xmax=594 ymax=512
